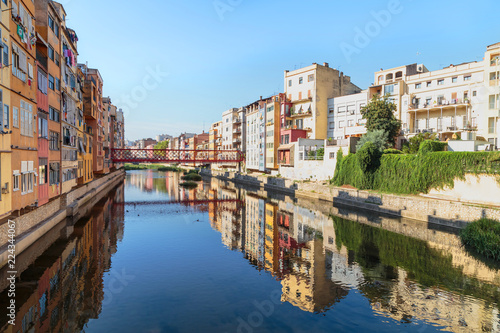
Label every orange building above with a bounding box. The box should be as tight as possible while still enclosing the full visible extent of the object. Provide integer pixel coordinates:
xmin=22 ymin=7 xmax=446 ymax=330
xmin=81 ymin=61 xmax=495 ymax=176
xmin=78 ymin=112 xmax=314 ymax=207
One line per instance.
xmin=10 ymin=0 xmax=39 ymax=212
xmin=79 ymin=64 xmax=104 ymax=175
xmin=35 ymin=0 xmax=64 ymax=201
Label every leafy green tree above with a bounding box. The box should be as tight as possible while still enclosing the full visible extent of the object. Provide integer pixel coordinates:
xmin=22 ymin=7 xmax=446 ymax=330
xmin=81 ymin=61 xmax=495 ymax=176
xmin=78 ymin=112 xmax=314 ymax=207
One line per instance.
xmin=356 ymin=141 xmax=381 ymax=173
xmin=356 ymin=130 xmax=390 ymax=153
xmin=402 ymin=132 xmax=437 ymax=154
xmin=360 ymin=94 xmax=401 ymax=146
xmin=154 ymin=140 xmax=169 ymax=150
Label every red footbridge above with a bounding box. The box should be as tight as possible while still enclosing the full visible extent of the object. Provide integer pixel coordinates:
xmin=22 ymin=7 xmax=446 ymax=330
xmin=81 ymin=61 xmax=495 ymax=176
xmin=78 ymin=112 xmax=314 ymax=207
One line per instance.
xmin=111 ymin=149 xmax=244 ymax=164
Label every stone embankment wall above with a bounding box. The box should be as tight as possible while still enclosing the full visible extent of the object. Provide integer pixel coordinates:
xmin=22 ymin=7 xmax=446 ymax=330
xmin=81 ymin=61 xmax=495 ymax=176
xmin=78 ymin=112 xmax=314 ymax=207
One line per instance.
xmin=202 ymin=169 xmax=500 ymax=227
xmin=0 ymin=170 xmax=125 ymax=267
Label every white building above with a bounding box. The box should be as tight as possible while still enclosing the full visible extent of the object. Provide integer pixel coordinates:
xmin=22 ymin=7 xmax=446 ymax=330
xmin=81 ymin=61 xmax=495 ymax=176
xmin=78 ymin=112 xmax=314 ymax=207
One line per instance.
xmin=222 ymin=108 xmax=239 ymax=150
xmin=328 ymin=91 xmax=369 ymax=140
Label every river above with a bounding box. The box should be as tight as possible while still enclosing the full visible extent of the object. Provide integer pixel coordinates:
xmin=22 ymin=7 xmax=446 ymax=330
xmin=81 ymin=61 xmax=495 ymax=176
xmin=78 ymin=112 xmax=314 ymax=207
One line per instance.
xmin=1 ymin=169 xmax=499 ymax=332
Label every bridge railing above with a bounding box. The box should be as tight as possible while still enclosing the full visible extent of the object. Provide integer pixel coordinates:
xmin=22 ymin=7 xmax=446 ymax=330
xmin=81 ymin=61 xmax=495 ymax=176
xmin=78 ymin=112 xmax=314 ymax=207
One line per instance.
xmin=111 ymin=148 xmax=244 ymax=163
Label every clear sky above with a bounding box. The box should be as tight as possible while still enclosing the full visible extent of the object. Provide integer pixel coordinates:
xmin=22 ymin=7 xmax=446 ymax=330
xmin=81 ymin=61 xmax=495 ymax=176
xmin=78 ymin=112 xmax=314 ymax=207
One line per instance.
xmin=61 ymin=0 xmax=500 ymax=141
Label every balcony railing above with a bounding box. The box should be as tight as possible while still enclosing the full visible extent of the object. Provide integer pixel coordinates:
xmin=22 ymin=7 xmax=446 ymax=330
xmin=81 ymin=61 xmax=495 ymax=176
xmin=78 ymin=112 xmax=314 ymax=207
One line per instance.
xmin=288 ymin=110 xmax=312 ymax=118
xmin=233 ymin=118 xmax=242 ymax=124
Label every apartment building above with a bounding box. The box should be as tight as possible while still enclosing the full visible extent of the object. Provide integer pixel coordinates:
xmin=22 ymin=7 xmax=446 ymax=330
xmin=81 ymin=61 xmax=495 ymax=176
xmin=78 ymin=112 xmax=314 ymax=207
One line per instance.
xmin=10 ymin=0 xmax=39 ymax=212
xmin=401 ymin=62 xmax=484 ymax=142
xmin=245 ymin=98 xmax=266 ymax=171
xmin=284 ymin=63 xmax=361 ymax=141
xmin=327 ymin=91 xmax=368 ymax=140
xmin=484 ymin=42 xmax=500 ymax=147
xmin=102 ymin=96 xmax=115 ymax=172
xmin=0 ymin=0 xmax=12 ymax=218
xmin=36 ymin=35 xmax=49 ymax=206
xmin=35 ymin=0 xmax=63 ymax=201
xmin=79 ymin=64 xmax=104 ymax=174
xmin=221 ymin=108 xmax=238 ymax=150
xmin=265 ymin=95 xmax=282 ymax=171
xmin=60 ymin=17 xmax=80 ymax=194
xmin=208 ymin=121 xmax=222 ymax=151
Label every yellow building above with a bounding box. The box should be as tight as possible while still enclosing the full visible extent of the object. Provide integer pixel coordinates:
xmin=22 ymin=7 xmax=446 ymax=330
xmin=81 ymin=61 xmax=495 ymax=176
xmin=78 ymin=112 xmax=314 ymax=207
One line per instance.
xmin=264 ymin=202 xmax=279 ymax=276
xmin=265 ymin=96 xmax=282 ymax=170
xmin=0 ymin=0 xmax=12 ymax=218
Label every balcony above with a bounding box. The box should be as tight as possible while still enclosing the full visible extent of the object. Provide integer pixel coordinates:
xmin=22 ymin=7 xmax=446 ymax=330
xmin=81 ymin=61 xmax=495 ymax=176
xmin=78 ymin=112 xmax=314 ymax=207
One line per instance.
xmin=409 ymin=98 xmax=469 ymax=111
xmin=288 ymin=110 xmax=312 ymax=119
xmin=233 ymin=138 xmax=241 ymax=143
xmin=233 ymin=127 xmax=241 ymax=134
xmin=233 ymin=117 xmax=242 ymax=124
xmin=291 ymin=96 xmax=313 ymax=103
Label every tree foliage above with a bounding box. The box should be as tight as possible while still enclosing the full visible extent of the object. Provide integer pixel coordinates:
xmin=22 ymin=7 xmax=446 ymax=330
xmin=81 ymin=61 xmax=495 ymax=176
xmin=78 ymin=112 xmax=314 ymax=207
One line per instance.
xmin=402 ymin=132 xmax=438 ymax=154
xmin=360 ymin=94 xmax=401 ymax=146
xmin=356 ymin=130 xmax=390 ymax=152
xmin=154 ymin=140 xmax=170 ymax=150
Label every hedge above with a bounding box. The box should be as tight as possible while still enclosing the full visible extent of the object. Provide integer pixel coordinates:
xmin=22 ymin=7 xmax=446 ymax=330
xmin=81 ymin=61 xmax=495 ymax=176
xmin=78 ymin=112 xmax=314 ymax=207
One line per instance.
xmin=333 ymin=151 xmax=500 ymax=194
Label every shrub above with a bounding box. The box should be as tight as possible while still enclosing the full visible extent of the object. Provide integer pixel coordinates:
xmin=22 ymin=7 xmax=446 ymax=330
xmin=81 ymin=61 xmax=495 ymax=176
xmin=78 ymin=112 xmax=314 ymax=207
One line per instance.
xmin=181 ymin=173 xmax=202 ymax=181
xmin=418 ymin=140 xmax=448 ymax=155
xmin=179 ymin=181 xmax=198 ymax=188
xmin=383 ymin=148 xmax=403 ymax=154
xmin=461 ymin=218 xmax=500 ymax=261
xmin=357 ymin=142 xmax=381 ymax=173
xmin=356 ymin=130 xmax=390 ymax=152
xmin=402 ymin=132 xmax=438 ymax=154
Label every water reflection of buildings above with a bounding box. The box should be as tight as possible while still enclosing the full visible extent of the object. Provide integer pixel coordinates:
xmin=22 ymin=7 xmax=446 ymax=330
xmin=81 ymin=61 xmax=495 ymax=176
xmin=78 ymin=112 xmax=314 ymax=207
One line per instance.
xmin=207 ymin=177 xmax=500 ymax=331
xmin=0 ymin=185 xmax=125 ymax=333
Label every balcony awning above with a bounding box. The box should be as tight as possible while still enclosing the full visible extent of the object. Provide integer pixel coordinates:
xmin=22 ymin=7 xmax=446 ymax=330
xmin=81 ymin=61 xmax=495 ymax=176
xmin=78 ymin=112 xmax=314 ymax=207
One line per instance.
xmin=278 ymin=143 xmax=294 ymax=151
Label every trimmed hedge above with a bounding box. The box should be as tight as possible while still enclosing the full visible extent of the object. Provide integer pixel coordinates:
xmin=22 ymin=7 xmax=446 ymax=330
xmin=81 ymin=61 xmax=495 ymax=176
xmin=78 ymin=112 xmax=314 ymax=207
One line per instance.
xmin=461 ymin=218 xmax=500 ymax=261
xmin=383 ymin=148 xmax=403 ymax=154
xmin=333 ymin=151 xmax=500 ymax=194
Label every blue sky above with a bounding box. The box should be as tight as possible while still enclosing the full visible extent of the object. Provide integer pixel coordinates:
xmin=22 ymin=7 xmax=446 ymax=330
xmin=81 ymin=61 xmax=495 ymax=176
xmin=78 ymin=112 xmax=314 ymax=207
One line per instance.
xmin=62 ymin=0 xmax=500 ymax=141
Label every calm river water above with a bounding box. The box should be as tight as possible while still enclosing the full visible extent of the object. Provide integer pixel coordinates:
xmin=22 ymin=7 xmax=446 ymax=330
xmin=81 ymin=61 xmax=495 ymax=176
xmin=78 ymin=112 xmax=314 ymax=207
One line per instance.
xmin=1 ymin=170 xmax=500 ymax=333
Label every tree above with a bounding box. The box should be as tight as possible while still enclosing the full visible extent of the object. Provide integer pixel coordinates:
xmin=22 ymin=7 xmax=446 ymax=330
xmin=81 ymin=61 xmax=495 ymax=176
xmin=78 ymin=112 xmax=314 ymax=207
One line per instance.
xmin=360 ymin=94 xmax=401 ymax=146
xmin=401 ymin=132 xmax=437 ymax=154
xmin=154 ymin=140 xmax=169 ymax=150
xmin=356 ymin=130 xmax=390 ymax=153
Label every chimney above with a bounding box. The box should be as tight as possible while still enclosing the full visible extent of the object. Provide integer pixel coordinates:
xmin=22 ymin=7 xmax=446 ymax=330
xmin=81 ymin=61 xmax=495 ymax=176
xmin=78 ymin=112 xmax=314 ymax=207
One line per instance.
xmin=323 ymin=62 xmax=329 ymax=68
xmin=260 ymin=96 xmax=262 ymax=100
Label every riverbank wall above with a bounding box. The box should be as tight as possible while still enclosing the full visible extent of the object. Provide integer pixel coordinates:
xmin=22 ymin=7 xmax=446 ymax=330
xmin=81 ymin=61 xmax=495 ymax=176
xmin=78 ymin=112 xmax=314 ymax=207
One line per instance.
xmin=201 ymin=169 xmax=500 ymax=228
xmin=0 ymin=169 xmax=125 ymax=268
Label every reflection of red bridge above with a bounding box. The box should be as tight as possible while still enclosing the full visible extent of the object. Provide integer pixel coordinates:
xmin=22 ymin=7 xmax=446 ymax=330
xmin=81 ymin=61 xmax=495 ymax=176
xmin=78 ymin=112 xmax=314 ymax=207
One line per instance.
xmin=111 ymin=149 xmax=244 ymax=164
xmin=115 ymin=199 xmax=243 ymax=206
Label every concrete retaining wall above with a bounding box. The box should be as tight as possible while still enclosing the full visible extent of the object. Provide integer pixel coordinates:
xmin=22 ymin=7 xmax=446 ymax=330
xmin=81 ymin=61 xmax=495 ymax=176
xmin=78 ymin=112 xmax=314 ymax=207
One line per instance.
xmin=202 ymin=169 xmax=500 ymax=226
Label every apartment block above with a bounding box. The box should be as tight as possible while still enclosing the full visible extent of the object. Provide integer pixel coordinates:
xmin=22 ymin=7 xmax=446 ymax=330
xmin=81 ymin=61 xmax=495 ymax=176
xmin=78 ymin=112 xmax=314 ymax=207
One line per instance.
xmin=0 ymin=1 xmax=12 ymax=218
xmin=221 ymin=108 xmax=239 ymax=150
xmin=208 ymin=121 xmax=222 ymax=151
xmin=284 ymin=62 xmax=361 ymax=140
xmin=10 ymin=0 xmax=39 ymax=212
xmin=35 ymin=0 xmax=63 ymax=201
xmin=265 ymin=95 xmax=283 ymax=171
xmin=327 ymin=91 xmax=369 ymax=140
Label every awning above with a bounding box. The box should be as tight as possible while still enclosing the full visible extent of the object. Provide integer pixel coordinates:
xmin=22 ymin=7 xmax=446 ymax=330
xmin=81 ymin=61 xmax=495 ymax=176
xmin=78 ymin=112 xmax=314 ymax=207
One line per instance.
xmin=278 ymin=143 xmax=294 ymax=151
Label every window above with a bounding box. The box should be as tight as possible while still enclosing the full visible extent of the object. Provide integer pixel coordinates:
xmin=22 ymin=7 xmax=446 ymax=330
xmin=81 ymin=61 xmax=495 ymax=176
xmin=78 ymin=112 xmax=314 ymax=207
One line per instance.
xmin=489 ymin=95 xmax=499 ymax=109
xmin=337 ymin=106 xmax=346 ymax=113
xmin=54 ymin=52 xmax=59 ymax=67
xmin=13 ymin=107 xmax=18 ymax=128
xmin=63 ymin=127 xmax=71 ymax=146
xmin=48 ymin=16 xmax=54 ymax=32
xmin=473 ymin=91 xmax=477 ymax=97
xmin=49 ymin=163 xmax=60 ymax=185
xmin=464 ymin=75 xmax=471 ymax=81
xmin=49 ymin=107 xmax=60 ymax=122
xmin=39 ymin=160 xmax=47 ymax=185
xmin=38 ymin=71 xmax=48 ymax=94
xmin=55 ymin=78 xmax=60 ymax=91
xmin=3 ymin=105 xmax=8 ymax=129
xmin=21 ymin=172 xmax=34 ymax=194
xmin=452 ymin=77 xmax=458 ymax=83
xmin=384 ymin=84 xmax=395 ymax=94
xmin=13 ymin=173 xmax=19 ymax=191
xmin=308 ymin=74 xmax=314 ymax=82
xmin=49 ymin=131 xmax=59 ymax=150
xmin=425 ymin=97 xmax=432 ymax=106
xmin=48 ymin=75 xmax=54 ymax=90
xmin=329 ymin=152 xmax=335 ymax=159
xmin=288 ymin=80 xmax=292 ymax=87
xmin=338 ymin=120 xmax=345 ymax=128
xmin=437 ymin=79 xmax=444 ymax=85
xmin=11 ymin=43 xmax=26 ymax=81
xmin=2 ymin=43 xmax=8 ymax=67
xmin=348 ymin=120 xmax=354 ymax=127
xmin=20 ymin=100 xmax=33 ymax=137
xmin=299 ymin=77 xmax=303 ymax=84
xmin=38 ymin=116 xmax=48 ymax=138
xmin=347 ymin=105 xmax=356 ymax=115
xmin=328 ymin=122 xmax=335 ymax=129
xmin=48 ymin=46 xmax=54 ymax=61
xmin=415 ymin=83 xmax=421 ymax=89
xmin=328 ymin=108 xmax=334 ymax=114
xmin=426 ymin=81 xmax=431 ymax=87
xmin=490 ymin=72 xmax=499 ymax=81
